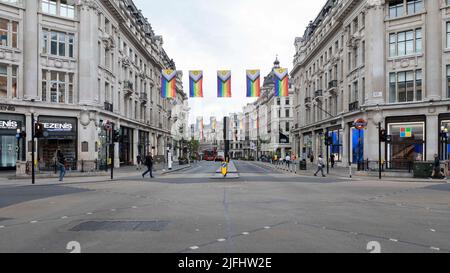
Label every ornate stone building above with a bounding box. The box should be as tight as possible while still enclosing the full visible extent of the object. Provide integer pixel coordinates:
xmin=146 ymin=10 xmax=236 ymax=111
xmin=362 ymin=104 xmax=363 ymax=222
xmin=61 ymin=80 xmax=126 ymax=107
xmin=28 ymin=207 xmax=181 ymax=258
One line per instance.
xmin=0 ymin=0 xmax=187 ymax=172
xmin=291 ymin=0 xmax=450 ymax=169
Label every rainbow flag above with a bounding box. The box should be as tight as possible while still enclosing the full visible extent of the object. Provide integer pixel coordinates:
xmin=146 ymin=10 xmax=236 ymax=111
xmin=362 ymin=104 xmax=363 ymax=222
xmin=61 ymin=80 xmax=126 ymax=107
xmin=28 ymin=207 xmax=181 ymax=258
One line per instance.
xmin=274 ymin=68 xmax=289 ymax=97
xmin=217 ymin=70 xmax=232 ymax=98
xmin=246 ymin=70 xmax=261 ymax=97
xmin=161 ymin=69 xmax=177 ymax=98
xmin=189 ymin=71 xmax=203 ymax=98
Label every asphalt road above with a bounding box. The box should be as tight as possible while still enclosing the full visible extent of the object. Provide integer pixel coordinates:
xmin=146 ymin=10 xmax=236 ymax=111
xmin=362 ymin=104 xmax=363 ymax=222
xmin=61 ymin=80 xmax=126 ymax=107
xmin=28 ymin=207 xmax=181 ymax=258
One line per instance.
xmin=0 ymin=160 xmax=449 ymax=253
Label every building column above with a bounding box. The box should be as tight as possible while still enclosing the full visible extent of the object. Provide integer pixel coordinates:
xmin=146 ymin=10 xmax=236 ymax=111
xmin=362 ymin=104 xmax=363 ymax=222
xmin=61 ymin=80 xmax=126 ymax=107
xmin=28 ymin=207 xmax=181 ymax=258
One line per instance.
xmin=365 ymin=2 xmax=385 ymax=105
xmin=23 ymin=0 xmax=39 ymax=100
xmin=427 ymin=114 xmax=439 ymax=161
xmin=341 ymin=122 xmax=350 ymax=166
xmin=133 ymin=129 xmax=139 ymax=165
xmin=425 ymin=0 xmax=443 ymax=100
xmin=78 ymin=3 xmax=99 ymax=106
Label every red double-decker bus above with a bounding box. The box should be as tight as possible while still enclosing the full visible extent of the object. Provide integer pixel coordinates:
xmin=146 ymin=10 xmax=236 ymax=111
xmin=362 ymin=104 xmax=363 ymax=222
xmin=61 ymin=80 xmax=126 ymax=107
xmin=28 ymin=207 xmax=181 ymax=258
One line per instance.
xmin=203 ymin=150 xmax=217 ymax=161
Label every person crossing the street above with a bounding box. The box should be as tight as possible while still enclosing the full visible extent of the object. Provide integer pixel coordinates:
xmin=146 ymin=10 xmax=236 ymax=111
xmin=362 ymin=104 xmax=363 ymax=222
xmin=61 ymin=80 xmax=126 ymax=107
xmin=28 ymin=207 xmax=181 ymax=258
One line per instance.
xmin=142 ymin=152 xmax=154 ymax=179
xmin=314 ymin=154 xmax=326 ymax=178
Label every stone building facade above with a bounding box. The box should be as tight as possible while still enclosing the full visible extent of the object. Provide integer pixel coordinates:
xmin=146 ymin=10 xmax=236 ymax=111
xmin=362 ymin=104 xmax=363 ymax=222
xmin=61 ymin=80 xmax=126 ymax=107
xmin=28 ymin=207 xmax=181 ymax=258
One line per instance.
xmin=291 ymin=0 xmax=450 ymax=169
xmin=0 ymin=0 xmax=187 ymax=172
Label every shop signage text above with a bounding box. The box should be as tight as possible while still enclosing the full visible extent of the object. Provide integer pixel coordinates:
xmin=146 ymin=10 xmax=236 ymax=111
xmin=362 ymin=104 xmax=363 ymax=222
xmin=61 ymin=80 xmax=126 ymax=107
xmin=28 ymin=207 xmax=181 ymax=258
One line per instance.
xmin=0 ymin=104 xmax=15 ymax=111
xmin=0 ymin=120 xmax=18 ymax=130
xmin=43 ymin=122 xmax=73 ymax=132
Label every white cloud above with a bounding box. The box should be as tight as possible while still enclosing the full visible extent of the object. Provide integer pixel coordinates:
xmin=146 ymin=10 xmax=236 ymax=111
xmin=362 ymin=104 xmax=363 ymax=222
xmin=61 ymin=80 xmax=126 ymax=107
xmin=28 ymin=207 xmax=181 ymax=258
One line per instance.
xmin=133 ymin=0 xmax=325 ymax=125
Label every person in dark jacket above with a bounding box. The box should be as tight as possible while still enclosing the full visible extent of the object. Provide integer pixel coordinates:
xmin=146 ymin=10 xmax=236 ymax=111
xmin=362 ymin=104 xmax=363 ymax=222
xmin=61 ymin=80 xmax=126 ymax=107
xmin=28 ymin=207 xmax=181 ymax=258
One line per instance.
xmin=136 ymin=154 xmax=142 ymax=171
xmin=330 ymin=154 xmax=335 ymax=169
xmin=142 ymin=153 xmax=154 ymax=178
xmin=56 ymin=149 xmax=66 ymax=182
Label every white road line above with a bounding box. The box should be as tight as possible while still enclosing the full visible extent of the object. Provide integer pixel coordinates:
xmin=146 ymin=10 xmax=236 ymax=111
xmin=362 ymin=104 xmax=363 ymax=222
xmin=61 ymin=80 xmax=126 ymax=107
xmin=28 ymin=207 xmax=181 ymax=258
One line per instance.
xmin=86 ymin=212 xmax=93 ymax=215
xmin=430 ymin=229 xmax=436 ymax=232
xmin=189 ymin=246 xmax=199 ymax=250
xmin=132 ymin=206 xmax=138 ymax=209
xmin=389 ymin=239 xmax=398 ymax=242
xmin=430 ymin=247 xmax=440 ymax=251
xmin=61 ymin=216 xmax=68 ymax=219
xmin=217 ymin=238 xmax=226 ymax=242
xmin=264 ymin=226 xmax=271 ymax=230
xmin=0 ymin=225 xmax=5 ymax=229
xmin=242 ymin=232 xmax=250 ymax=235
xmin=30 ymin=221 xmax=38 ymax=224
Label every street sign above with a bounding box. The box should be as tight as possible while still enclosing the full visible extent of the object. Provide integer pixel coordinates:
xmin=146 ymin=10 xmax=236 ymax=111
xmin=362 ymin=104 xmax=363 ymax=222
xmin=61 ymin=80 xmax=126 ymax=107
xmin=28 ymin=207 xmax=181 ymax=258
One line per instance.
xmin=221 ymin=162 xmax=228 ymax=177
xmin=354 ymin=118 xmax=367 ymax=130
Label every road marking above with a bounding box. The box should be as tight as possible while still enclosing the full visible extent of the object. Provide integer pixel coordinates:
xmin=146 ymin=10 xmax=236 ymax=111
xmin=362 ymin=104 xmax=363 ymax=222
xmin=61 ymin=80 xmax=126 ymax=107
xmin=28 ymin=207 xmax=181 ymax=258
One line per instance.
xmin=61 ymin=216 xmax=68 ymax=219
xmin=264 ymin=226 xmax=271 ymax=230
xmin=195 ymin=229 xmax=200 ymax=232
xmin=242 ymin=232 xmax=249 ymax=235
xmin=389 ymin=239 xmax=398 ymax=242
xmin=30 ymin=221 xmax=38 ymax=224
xmin=110 ymin=209 xmax=116 ymax=212
xmin=430 ymin=229 xmax=436 ymax=232
xmin=86 ymin=212 xmax=93 ymax=215
xmin=132 ymin=206 xmax=138 ymax=209
xmin=217 ymin=238 xmax=226 ymax=242
xmin=0 ymin=225 xmax=5 ymax=229
xmin=430 ymin=247 xmax=440 ymax=251
xmin=189 ymin=246 xmax=199 ymax=250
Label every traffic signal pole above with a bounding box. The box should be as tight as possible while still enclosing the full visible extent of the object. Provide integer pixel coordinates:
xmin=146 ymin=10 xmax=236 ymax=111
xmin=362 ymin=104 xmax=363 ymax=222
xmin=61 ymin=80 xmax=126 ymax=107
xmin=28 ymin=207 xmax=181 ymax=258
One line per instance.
xmin=378 ymin=122 xmax=382 ymax=180
xmin=326 ymin=130 xmax=330 ymax=175
xmin=31 ymin=113 xmax=35 ymax=185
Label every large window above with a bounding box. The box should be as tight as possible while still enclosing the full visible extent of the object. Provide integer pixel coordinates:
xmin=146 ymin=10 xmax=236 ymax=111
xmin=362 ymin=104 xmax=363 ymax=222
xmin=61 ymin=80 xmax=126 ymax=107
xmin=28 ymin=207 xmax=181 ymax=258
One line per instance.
xmin=42 ymin=70 xmax=74 ymax=104
xmin=0 ymin=18 xmax=18 ymax=48
xmin=42 ymin=29 xmax=75 ymax=58
xmin=389 ymin=69 xmax=422 ymax=103
xmin=387 ymin=122 xmax=425 ymax=166
xmin=389 ymin=0 xmax=423 ymax=18
xmin=447 ymin=22 xmax=450 ymax=49
xmin=41 ymin=0 xmax=75 ymax=19
xmin=0 ymin=63 xmax=18 ymax=98
xmin=389 ymin=29 xmax=422 ymax=57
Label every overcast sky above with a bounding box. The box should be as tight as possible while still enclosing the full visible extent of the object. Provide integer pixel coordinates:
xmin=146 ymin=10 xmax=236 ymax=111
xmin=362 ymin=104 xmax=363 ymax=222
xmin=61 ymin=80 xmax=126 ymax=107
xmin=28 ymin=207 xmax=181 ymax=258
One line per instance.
xmin=134 ymin=0 xmax=325 ymax=125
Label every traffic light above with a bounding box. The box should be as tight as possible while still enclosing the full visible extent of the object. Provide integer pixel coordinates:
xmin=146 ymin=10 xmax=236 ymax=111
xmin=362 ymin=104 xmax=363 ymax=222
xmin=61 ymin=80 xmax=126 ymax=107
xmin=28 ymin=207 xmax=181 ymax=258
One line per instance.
xmin=34 ymin=123 xmax=44 ymax=138
xmin=325 ymin=135 xmax=333 ymax=146
xmin=380 ymin=129 xmax=387 ymax=142
xmin=113 ymin=130 xmax=121 ymax=143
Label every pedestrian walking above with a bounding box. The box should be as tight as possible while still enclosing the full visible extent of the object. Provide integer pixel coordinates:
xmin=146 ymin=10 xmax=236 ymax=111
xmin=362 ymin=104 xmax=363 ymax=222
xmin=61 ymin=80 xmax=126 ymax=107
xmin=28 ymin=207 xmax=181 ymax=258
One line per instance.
xmin=432 ymin=154 xmax=444 ymax=179
xmin=314 ymin=155 xmax=326 ymax=177
xmin=142 ymin=153 xmax=154 ymax=178
xmin=136 ymin=154 xmax=142 ymax=171
xmin=56 ymin=149 xmax=66 ymax=182
xmin=285 ymin=154 xmax=291 ymax=168
xmin=330 ymin=154 xmax=335 ymax=169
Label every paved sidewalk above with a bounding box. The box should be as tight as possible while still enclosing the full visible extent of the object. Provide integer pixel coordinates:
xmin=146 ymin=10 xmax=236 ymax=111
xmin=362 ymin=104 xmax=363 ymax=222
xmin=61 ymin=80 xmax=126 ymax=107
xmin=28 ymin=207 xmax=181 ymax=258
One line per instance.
xmin=255 ymin=161 xmax=448 ymax=183
xmin=0 ymin=161 xmax=193 ymax=182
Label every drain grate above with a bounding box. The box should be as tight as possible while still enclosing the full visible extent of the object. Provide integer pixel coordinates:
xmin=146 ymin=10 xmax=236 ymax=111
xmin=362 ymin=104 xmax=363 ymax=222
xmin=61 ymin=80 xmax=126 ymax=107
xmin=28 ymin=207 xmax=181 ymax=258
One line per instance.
xmin=70 ymin=221 xmax=170 ymax=232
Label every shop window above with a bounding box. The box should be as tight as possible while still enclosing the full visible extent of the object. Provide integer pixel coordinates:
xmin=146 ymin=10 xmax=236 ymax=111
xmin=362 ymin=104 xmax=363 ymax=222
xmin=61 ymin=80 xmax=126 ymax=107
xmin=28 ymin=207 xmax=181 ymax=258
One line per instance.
xmin=388 ymin=122 xmax=425 ymax=166
xmin=447 ymin=65 xmax=450 ymax=98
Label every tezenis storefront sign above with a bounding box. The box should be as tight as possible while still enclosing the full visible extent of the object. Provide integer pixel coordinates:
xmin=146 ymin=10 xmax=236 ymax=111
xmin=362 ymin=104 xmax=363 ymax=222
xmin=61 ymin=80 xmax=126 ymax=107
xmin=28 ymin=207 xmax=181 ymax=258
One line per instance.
xmin=0 ymin=120 xmax=18 ymax=130
xmin=39 ymin=116 xmax=77 ymax=140
xmin=43 ymin=122 xmax=73 ymax=132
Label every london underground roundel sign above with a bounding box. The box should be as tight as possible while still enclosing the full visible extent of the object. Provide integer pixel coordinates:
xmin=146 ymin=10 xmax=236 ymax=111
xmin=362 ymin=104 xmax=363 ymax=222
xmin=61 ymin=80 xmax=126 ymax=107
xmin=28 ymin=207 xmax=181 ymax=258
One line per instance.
xmin=354 ymin=118 xmax=367 ymax=130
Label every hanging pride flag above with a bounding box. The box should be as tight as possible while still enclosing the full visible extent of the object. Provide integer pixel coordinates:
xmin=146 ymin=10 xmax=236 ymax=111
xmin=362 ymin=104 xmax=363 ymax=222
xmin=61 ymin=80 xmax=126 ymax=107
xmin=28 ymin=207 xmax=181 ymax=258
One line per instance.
xmin=217 ymin=70 xmax=232 ymax=98
xmin=161 ymin=69 xmax=177 ymax=98
xmin=274 ymin=68 xmax=289 ymax=97
xmin=246 ymin=70 xmax=261 ymax=97
xmin=189 ymin=70 xmax=203 ymax=98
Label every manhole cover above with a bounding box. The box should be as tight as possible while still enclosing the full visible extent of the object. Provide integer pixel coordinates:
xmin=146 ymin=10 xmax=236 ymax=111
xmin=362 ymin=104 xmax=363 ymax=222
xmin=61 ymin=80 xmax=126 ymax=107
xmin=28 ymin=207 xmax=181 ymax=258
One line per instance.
xmin=70 ymin=221 xmax=170 ymax=232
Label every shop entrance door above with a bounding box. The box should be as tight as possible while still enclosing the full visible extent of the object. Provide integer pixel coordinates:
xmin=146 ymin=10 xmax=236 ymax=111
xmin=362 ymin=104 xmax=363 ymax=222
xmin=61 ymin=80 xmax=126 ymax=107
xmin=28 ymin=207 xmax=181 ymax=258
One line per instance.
xmin=0 ymin=135 xmax=17 ymax=169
